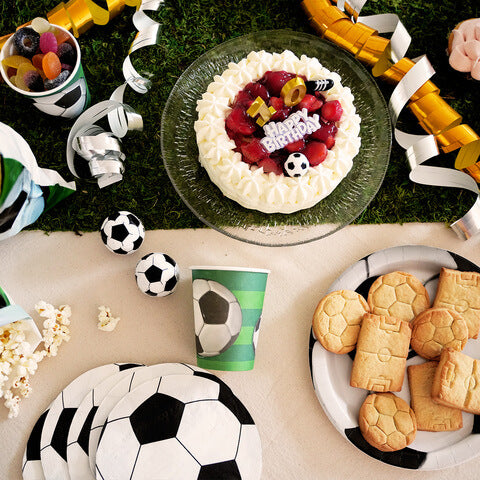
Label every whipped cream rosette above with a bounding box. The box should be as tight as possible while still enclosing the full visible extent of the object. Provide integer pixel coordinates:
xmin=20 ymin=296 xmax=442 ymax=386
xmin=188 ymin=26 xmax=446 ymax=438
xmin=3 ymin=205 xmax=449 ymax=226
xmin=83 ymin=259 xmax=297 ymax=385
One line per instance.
xmin=194 ymin=50 xmax=361 ymax=214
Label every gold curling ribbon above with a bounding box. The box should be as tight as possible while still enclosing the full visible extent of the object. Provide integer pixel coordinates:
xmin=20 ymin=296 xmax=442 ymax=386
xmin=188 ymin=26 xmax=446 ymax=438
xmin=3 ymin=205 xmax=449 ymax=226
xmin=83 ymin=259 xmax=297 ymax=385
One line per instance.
xmin=301 ymin=0 xmax=480 ymax=177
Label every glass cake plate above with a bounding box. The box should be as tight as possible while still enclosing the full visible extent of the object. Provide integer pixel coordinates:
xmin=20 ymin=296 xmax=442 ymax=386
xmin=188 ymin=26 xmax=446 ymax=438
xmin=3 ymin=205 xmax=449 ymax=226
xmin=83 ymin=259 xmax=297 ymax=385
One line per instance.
xmin=161 ymin=29 xmax=391 ymax=246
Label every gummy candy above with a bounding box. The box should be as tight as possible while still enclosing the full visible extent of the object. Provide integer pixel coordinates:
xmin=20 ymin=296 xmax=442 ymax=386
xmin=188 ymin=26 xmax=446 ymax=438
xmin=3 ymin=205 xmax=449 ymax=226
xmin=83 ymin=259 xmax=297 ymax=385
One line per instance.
xmin=61 ymin=63 xmax=74 ymax=72
xmin=32 ymin=54 xmax=45 ymax=70
xmin=23 ymin=70 xmax=43 ymax=92
xmin=54 ymin=29 xmax=71 ymax=46
xmin=39 ymin=32 xmax=58 ymax=54
xmin=44 ymin=70 xmax=70 ymax=90
xmin=57 ymin=42 xmax=76 ymax=66
xmin=12 ymin=27 xmax=40 ymax=59
xmin=31 ymin=17 xmax=52 ymax=34
xmin=2 ymin=55 xmax=32 ymax=69
xmin=15 ymin=62 xmax=37 ymax=91
xmin=42 ymin=52 xmax=61 ymax=80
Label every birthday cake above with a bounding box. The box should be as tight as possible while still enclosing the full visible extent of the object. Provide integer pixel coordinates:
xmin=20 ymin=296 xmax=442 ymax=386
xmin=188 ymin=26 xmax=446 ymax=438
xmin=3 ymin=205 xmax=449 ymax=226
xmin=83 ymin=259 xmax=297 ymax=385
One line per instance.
xmin=194 ymin=50 xmax=361 ymax=214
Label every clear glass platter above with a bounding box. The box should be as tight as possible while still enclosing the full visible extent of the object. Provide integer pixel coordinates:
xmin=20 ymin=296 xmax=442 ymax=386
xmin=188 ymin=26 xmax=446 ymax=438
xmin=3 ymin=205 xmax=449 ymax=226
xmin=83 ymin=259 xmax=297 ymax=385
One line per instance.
xmin=161 ymin=30 xmax=392 ymax=246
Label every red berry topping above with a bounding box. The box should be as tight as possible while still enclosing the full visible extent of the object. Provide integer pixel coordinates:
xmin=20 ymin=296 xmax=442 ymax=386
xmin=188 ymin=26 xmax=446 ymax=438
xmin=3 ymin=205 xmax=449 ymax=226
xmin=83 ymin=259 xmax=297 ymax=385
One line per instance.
xmin=257 ymin=157 xmax=283 ymax=175
xmin=310 ymin=121 xmax=338 ymax=142
xmin=268 ymin=97 xmax=291 ymax=121
xmin=241 ymin=139 xmax=269 ymax=164
xmin=295 ymin=94 xmax=323 ymax=113
xmin=285 ymin=138 xmax=305 ymax=153
xmin=324 ymin=136 xmax=336 ymax=149
xmin=226 ymin=107 xmax=256 ymax=135
xmin=303 ymin=141 xmax=328 ymax=166
xmin=244 ymin=82 xmax=269 ymax=101
xmin=233 ymin=90 xmax=254 ymax=108
xmin=260 ymin=71 xmax=296 ymax=96
xmin=321 ymin=100 xmax=343 ymax=122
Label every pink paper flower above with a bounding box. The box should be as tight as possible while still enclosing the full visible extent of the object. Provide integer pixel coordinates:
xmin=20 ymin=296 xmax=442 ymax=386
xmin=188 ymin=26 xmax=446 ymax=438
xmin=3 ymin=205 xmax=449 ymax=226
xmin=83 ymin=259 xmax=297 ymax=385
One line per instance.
xmin=448 ymin=18 xmax=480 ymax=80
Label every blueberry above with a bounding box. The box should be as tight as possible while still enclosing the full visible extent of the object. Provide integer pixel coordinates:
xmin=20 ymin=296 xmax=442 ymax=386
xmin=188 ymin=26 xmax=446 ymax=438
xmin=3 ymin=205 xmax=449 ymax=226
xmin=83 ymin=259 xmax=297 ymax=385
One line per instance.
xmin=44 ymin=70 xmax=70 ymax=90
xmin=57 ymin=42 xmax=76 ymax=66
xmin=13 ymin=27 xmax=40 ymax=59
xmin=23 ymin=70 xmax=43 ymax=92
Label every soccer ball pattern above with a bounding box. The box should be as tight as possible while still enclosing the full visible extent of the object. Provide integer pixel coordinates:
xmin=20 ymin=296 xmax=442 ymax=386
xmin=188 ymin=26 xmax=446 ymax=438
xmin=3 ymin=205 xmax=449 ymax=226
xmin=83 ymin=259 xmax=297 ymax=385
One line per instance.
xmin=313 ymin=290 xmax=369 ymax=354
xmin=100 ymin=211 xmax=145 ymax=255
xmin=359 ymin=393 xmax=417 ymax=452
xmin=33 ymin=77 xmax=89 ymax=118
xmin=284 ymin=152 xmax=309 ymax=177
xmin=368 ymin=271 xmax=430 ymax=323
xmin=135 ymin=253 xmax=179 ymax=297
xmin=193 ymin=279 xmax=242 ymax=357
xmin=95 ymin=374 xmax=262 ymax=480
xmin=411 ymin=307 xmax=468 ymax=360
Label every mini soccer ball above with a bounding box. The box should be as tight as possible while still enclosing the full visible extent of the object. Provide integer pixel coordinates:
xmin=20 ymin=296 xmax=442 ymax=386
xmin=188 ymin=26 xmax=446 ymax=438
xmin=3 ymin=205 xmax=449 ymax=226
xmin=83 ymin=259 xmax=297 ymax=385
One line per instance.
xmin=284 ymin=152 xmax=309 ymax=177
xmin=135 ymin=253 xmax=179 ymax=297
xmin=100 ymin=211 xmax=145 ymax=255
xmin=193 ymin=279 xmax=242 ymax=357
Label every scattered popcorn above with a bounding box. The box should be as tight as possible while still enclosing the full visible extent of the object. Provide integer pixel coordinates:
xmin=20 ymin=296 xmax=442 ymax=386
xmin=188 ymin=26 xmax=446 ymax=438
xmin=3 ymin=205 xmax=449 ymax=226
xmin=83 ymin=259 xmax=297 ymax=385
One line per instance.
xmin=0 ymin=302 xmax=72 ymax=417
xmin=97 ymin=305 xmax=120 ymax=332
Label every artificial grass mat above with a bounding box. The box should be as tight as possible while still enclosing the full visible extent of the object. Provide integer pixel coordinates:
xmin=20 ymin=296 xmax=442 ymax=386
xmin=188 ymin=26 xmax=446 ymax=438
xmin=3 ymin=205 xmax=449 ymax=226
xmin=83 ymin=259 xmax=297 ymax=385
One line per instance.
xmin=1 ymin=0 xmax=479 ymax=233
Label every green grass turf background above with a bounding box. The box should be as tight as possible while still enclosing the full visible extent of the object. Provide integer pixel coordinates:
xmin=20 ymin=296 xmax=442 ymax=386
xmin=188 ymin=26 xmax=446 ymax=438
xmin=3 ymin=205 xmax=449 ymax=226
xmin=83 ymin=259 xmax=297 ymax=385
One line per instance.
xmin=0 ymin=0 xmax=479 ymax=233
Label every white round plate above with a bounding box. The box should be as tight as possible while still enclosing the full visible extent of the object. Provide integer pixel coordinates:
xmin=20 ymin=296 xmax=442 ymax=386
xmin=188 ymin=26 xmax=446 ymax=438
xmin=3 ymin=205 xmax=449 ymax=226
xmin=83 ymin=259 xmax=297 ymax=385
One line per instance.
xmin=87 ymin=363 xmax=206 ymax=474
xmin=95 ymin=374 xmax=262 ymax=480
xmin=39 ymin=363 xmax=139 ymax=480
xmin=66 ymin=364 xmax=144 ymax=480
xmin=309 ymin=244 xmax=480 ymax=470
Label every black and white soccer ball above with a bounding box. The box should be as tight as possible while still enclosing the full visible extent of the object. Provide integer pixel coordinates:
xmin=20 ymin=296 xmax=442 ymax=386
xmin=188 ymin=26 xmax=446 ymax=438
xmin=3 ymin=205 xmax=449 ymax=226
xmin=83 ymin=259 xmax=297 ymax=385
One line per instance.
xmin=284 ymin=152 xmax=309 ymax=177
xmin=193 ymin=279 xmax=242 ymax=357
xmin=100 ymin=211 xmax=145 ymax=255
xmin=32 ymin=77 xmax=88 ymax=119
xmin=95 ymin=374 xmax=262 ymax=480
xmin=135 ymin=253 xmax=179 ymax=297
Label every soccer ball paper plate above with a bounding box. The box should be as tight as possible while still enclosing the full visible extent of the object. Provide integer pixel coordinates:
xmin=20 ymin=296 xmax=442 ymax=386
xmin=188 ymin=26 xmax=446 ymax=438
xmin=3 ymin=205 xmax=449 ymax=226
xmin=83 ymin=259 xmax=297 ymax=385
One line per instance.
xmin=309 ymin=245 xmax=480 ymax=470
xmin=23 ymin=363 xmax=261 ymax=480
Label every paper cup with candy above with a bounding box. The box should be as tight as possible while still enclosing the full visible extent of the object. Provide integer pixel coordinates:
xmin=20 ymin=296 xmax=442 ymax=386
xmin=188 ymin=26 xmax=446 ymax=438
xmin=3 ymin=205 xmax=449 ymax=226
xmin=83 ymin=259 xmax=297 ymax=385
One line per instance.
xmin=191 ymin=266 xmax=269 ymax=371
xmin=0 ymin=21 xmax=90 ymax=118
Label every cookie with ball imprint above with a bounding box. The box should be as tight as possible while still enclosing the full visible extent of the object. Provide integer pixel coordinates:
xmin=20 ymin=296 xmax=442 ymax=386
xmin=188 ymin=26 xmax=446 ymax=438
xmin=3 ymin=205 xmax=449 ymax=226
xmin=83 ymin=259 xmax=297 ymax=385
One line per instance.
xmin=411 ymin=307 xmax=468 ymax=360
xmin=312 ymin=289 xmax=369 ymax=354
xmin=367 ymin=271 xmax=430 ymax=324
xmin=359 ymin=392 xmax=417 ymax=452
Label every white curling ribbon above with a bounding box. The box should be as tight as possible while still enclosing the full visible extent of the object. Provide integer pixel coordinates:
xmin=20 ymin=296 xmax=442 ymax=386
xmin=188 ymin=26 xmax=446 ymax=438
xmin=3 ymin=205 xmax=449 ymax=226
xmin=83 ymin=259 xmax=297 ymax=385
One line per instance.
xmin=341 ymin=1 xmax=480 ymax=239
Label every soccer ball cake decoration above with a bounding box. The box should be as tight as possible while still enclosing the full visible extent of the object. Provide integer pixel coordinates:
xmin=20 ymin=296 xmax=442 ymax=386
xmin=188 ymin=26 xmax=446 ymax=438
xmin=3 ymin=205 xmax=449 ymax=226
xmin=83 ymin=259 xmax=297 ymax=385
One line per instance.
xmin=135 ymin=252 xmax=179 ymax=297
xmin=100 ymin=211 xmax=145 ymax=255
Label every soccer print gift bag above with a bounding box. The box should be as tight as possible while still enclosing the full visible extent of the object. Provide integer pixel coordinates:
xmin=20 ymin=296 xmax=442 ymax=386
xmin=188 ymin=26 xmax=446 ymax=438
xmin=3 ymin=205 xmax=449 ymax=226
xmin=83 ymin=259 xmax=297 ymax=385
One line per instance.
xmin=0 ymin=122 xmax=75 ymax=240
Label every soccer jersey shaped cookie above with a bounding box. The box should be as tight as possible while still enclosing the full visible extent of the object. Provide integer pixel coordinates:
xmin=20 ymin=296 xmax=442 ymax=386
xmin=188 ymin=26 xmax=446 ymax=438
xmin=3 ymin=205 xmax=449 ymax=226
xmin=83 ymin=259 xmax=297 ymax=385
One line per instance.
xmin=350 ymin=313 xmax=411 ymax=392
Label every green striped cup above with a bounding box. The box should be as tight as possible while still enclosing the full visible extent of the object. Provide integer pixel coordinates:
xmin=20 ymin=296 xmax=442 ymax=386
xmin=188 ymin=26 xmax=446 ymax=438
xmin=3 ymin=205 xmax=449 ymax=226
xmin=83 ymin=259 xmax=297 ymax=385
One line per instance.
xmin=191 ymin=266 xmax=269 ymax=371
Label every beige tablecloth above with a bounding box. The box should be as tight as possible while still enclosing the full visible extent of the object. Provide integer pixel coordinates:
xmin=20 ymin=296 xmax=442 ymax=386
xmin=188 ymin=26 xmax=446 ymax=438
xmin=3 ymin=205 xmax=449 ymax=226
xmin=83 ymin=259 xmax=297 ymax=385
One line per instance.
xmin=1 ymin=223 xmax=480 ymax=480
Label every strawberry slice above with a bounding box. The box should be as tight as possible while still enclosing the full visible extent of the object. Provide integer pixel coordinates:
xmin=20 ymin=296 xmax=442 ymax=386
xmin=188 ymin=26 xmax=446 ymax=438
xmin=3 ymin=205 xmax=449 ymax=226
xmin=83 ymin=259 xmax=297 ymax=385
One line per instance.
xmin=257 ymin=157 xmax=284 ymax=175
xmin=285 ymin=138 xmax=305 ymax=153
xmin=303 ymin=141 xmax=328 ymax=166
xmin=310 ymin=121 xmax=338 ymax=142
xmin=269 ymin=97 xmax=291 ymax=121
xmin=321 ymin=100 xmax=343 ymax=122
xmin=324 ymin=136 xmax=336 ymax=149
xmin=233 ymin=90 xmax=254 ymax=108
xmin=260 ymin=71 xmax=296 ymax=96
xmin=241 ymin=139 xmax=269 ymax=164
xmin=295 ymin=94 xmax=323 ymax=113
xmin=244 ymin=82 xmax=269 ymax=101
xmin=226 ymin=107 xmax=257 ymax=135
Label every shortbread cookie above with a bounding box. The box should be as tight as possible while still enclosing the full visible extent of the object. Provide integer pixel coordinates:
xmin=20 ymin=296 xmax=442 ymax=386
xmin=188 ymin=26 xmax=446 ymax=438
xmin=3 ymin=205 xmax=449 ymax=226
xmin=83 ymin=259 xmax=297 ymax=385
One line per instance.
xmin=367 ymin=271 xmax=430 ymax=323
xmin=350 ymin=313 xmax=411 ymax=392
xmin=433 ymin=267 xmax=480 ymax=339
xmin=312 ymin=290 xmax=369 ymax=354
xmin=407 ymin=362 xmax=463 ymax=431
xmin=411 ymin=307 xmax=468 ymax=360
xmin=432 ymin=348 xmax=480 ymax=414
xmin=359 ymin=392 xmax=417 ymax=452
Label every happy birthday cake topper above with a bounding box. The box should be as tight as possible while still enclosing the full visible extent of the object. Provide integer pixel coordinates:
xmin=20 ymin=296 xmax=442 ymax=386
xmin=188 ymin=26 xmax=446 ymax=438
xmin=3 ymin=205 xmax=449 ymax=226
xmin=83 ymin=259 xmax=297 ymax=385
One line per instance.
xmin=260 ymin=108 xmax=321 ymax=153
